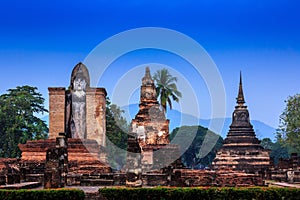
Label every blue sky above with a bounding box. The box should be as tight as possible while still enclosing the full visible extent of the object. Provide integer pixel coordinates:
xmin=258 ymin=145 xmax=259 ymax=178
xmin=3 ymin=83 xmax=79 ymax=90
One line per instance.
xmin=0 ymin=0 xmax=300 ymax=130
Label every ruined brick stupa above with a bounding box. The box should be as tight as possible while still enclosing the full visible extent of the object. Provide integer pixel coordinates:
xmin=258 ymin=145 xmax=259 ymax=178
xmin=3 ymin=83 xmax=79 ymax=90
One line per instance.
xmin=127 ymin=67 xmax=181 ymax=172
xmin=212 ymin=73 xmax=270 ymax=173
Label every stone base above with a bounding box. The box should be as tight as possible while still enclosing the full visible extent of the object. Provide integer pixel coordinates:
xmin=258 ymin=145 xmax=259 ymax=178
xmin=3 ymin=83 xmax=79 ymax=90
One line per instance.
xmin=173 ymin=169 xmax=265 ymax=187
xmin=80 ymin=174 xmax=114 ymax=186
xmin=141 ymin=144 xmax=181 ymax=172
xmin=0 ymin=158 xmax=20 ymax=185
xmin=142 ymin=173 xmax=168 ymax=186
xmin=24 ymin=174 xmax=44 ymax=183
xmin=19 ymin=138 xmax=111 ymax=178
xmin=215 ymin=170 xmax=264 ymax=186
xmin=270 ymin=169 xmax=300 ymax=183
xmin=212 ymin=148 xmax=271 ymax=174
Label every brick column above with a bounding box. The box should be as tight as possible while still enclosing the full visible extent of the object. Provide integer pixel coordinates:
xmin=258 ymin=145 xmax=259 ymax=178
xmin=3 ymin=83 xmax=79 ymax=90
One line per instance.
xmin=48 ymin=87 xmax=66 ymax=138
xmin=86 ymin=88 xmax=107 ymax=147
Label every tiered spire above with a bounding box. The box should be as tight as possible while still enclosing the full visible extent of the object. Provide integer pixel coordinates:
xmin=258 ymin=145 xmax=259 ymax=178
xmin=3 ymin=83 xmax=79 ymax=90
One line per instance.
xmin=231 ymin=71 xmax=251 ymax=127
xmin=142 ymin=67 xmax=154 ymax=86
xmin=236 ymin=71 xmax=245 ymax=106
xmin=133 ymin=67 xmax=169 ymax=145
xmin=212 ymin=72 xmax=270 ymax=173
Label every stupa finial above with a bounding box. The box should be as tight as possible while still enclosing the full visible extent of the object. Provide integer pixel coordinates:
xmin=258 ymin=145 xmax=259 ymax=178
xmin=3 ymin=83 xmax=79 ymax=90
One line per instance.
xmin=236 ymin=71 xmax=245 ymax=105
xmin=142 ymin=66 xmax=154 ymax=85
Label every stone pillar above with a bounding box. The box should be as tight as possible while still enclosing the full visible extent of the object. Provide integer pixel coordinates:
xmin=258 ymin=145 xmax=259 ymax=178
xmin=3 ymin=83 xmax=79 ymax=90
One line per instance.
xmin=44 ymin=133 xmax=68 ymax=189
xmin=126 ymin=133 xmax=142 ymax=187
xmin=86 ymin=88 xmax=106 ymax=147
xmin=49 ymin=88 xmax=66 ymax=139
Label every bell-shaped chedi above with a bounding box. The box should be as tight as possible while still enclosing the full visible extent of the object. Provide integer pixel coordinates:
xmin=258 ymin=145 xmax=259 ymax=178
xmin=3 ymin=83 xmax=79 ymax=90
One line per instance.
xmin=131 ymin=67 xmax=170 ymax=146
xmin=212 ymin=72 xmax=270 ymax=173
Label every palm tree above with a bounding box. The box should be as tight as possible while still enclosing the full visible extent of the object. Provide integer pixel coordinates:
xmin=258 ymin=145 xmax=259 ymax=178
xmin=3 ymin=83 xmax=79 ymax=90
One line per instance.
xmin=153 ymin=68 xmax=182 ymax=114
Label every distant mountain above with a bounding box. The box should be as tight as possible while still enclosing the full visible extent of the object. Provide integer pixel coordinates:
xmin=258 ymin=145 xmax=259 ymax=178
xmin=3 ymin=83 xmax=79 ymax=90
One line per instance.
xmin=122 ymin=103 xmax=276 ymax=141
xmin=41 ymin=103 xmax=277 ymax=141
xmin=198 ymin=118 xmax=276 ymax=140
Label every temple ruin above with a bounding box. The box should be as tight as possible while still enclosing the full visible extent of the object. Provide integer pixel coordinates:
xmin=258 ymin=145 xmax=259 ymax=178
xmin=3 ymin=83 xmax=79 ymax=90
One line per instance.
xmin=212 ymin=73 xmax=271 ymax=173
xmin=48 ymin=63 xmax=106 ymax=148
xmin=1 ymin=63 xmax=299 ymax=188
xmin=18 ymin=63 xmax=111 ymax=187
xmin=128 ymin=67 xmax=181 ymax=172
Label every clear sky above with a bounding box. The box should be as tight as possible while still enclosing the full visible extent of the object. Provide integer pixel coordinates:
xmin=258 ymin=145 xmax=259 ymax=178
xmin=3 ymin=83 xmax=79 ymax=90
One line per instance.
xmin=0 ymin=0 xmax=300 ymax=130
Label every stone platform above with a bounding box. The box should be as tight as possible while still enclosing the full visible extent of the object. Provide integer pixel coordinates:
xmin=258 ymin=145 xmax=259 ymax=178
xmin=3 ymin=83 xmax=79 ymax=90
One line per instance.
xmin=173 ymin=169 xmax=265 ymax=187
xmin=0 ymin=158 xmax=20 ymax=185
xmin=0 ymin=182 xmax=41 ymax=189
xmin=141 ymin=144 xmax=181 ymax=172
xmin=18 ymin=138 xmax=111 ymax=180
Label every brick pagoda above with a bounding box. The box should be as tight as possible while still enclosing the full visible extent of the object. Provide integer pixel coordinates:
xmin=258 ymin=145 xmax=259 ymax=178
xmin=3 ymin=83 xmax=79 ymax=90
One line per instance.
xmin=212 ymin=73 xmax=270 ymax=173
xmin=128 ymin=67 xmax=181 ymax=172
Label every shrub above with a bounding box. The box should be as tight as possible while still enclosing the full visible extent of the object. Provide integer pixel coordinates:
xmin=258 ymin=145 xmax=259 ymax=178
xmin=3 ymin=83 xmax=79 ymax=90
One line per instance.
xmin=99 ymin=187 xmax=300 ymax=200
xmin=0 ymin=189 xmax=85 ymax=200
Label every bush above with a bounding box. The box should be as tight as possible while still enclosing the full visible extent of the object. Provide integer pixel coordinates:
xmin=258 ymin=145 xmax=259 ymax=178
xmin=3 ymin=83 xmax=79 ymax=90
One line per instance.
xmin=0 ymin=189 xmax=85 ymax=200
xmin=99 ymin=187 xmax=300 ymax=200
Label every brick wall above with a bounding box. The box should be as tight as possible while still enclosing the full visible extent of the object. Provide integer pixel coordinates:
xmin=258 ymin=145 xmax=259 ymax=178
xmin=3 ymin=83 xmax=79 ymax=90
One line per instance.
xmin=86 ymin=88 xmax=106 ymax=147
xmin=48 ymin=87 xmax=66 ymax=138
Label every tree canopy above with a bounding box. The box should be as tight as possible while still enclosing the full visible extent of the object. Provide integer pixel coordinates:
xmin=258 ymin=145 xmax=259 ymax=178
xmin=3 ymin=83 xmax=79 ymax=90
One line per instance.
xmin=260 ymin=138 xmax=289 ymax=165
xmin=0 ymin=86 xmax=48 ymax=158
xmin=276 ymin=94 xmax=300 ymax=154
xmin=105 ymin=97 xmax=128 ymax=171
xmin=153 ymin=68 xmax=182 ymax=113
xmin=170 ymin=125 xmax=223 ymax=169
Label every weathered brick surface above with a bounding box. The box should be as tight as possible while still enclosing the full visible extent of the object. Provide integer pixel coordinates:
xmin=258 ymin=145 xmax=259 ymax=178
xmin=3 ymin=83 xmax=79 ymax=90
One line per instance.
xmin=270 ymin=153 xmax=300 ymax=183
xmin=131 ymin=67 xmax=170 ymax=147
xmin=141 ymin=144 xmax=181 ymax=172
xmin=128 ymin=67 xmax=182 ymax=175
xmin=47 ymin=64 xmax=108 ymax=164
xmin=48 ymin=87 xmax=66 ymax=138
xmin=86 ymin=88 xmax=106 ymax=147
xmin=212 ymin=75 xmax=270 ymax=174
xmin=19 ymin=138 xmax=111 ymax=179
xmin=48 ymin=86 xmax=107 ymax=150
xmin=173 ymin=169 xmax=264 ymax=187
xmin=0 ymin=158 xmax=20 ymax=185
xmin=44 ymin=147 xmax=67 ymax=189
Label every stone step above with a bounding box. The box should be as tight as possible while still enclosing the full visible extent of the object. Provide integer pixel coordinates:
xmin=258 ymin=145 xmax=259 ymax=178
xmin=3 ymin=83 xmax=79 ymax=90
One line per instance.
xmin=25 ymin=174 xmax=44 ymax=183
xmin=80 ymin=179 xmax=114 ymax=186
xmin=0 ymin=182 xmax=41 ymax=189
xmin=81 ymin=174 xmax=114 ymax=179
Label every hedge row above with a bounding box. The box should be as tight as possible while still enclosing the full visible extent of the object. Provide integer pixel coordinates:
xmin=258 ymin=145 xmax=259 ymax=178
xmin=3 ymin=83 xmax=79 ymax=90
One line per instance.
xmin=0 ymin=189 xmax=85 ymax=200
xmin=99 ymin=187 xmax=300 ymax=200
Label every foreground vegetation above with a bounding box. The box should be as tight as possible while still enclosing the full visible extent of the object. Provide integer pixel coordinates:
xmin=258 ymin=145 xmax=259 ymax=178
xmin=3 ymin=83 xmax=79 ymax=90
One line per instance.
xmin=99 ymin=187 xmax=300 ymax=200
xmin=0 ymin=189 xmax=84 ymax=200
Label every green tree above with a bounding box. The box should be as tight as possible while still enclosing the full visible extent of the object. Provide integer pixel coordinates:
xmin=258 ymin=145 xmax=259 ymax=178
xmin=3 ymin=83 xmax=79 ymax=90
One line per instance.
xmin=105 ymin=97 xmax=128 ymax=171
xmin=260 ymin=138 xmax=289 ymax=165
xmin=170 ymin=125 xmax=223 ymax=169
xmin=0 ymin=86 xmax=48 ymax=158
xmin=153 ymin=68 xmax=182 ymax=113
xmin=260 ymin=138 xmax=273 ymax=150
xmin=276 ymin=94 xmax=300 ymax=154
xmin=270 ymin=141 xmax=289 ymax=165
